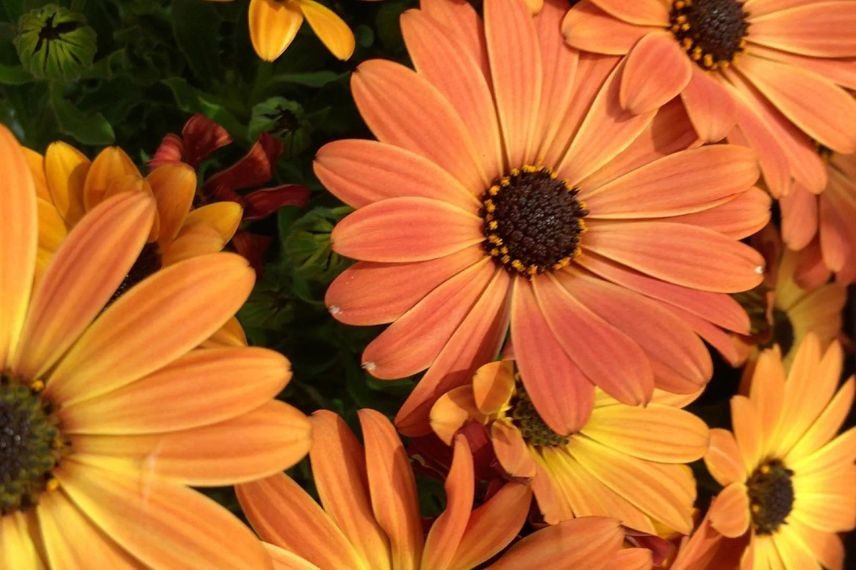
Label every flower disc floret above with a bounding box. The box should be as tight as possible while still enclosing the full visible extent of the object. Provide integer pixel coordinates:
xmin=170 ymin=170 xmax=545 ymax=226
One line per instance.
xmin=747 ymin=459 xmax=795 ymax=535
xmin=670 ymin=0 xmax=749 ymax=69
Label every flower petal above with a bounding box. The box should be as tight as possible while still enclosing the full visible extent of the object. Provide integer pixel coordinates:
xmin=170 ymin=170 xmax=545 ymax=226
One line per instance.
xmin=563 ymin=1 xmax=659 ymax=55
xmin=45 ymin=253 xmax=254 ymax=406
xmin=705 ymin=428 xmax=746 ymax=487
xmin=82 ymin=147 xmax=140 ymax=210
xmin=44 ymin=140 xmax=89 ymax=226
xmin=472 ymin=360 xmax=515 ymax=416
xmin=300 ymin=0 xmax=355 ymax=60
xmin=0 ymin=512 xmax=44 ymax=569
xmin=681 ymin=67 xmax=738 ymax=142
xmin=491 ymin=421 xmax=537 ymax=478
xmin=58 ymin=459 xmax=272 ymax=569
xmin=430 ymin=386 xmax=481 ymax=445
xmin=248 ymin=0 xmax=303 ymax=61
xmin=0 ymin=125 xmax=38 ymax=371
xmin=147 ymin=163 xmax=196 ymax=249
xmin=667 ymin=187 xmax=772 ymax=240
xmin=749 ymin=2 xmax=856 ymax=58
xmin=620 ymin=32 xmax=692 ymax=114
xmin=591 ymin=0 xmax=668 ymax=25
xmin=708 ymin=483 xmax=751 ymax=538
xmin=731 ymin=395 xmax=764 ymax=472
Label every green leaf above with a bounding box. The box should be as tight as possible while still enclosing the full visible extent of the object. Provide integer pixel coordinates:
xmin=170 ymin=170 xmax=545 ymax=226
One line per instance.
xmin=0 ymin=63 xmax=33 ymax=85
xmin=15 ymin=4 xmax=97 ymax=80
xmin=171 ymin=0 xmax=223 ymax=83
xmin=268 ymin=71 xmax=347 ymax=89
xmin=49 ymin=86 xmax=115 ymax=145
xmin=162 ymin=76 xmax=246 ymax=139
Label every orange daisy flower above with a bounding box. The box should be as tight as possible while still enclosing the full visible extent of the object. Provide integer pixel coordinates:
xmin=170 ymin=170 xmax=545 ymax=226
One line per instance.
xmin=321 ymin=0 xmax=767 ymax=436
xmin=0 ymin=125 xmax=311 ymax=568
xmin=28 ymin=141 xmax=246 ymax=346
xmin=431 ymin=360 xmax=709 ymax=535
xmin=734 ymin=225 xmax=846 ymax=369
xmin=238 ymin=408 xmax=634 ymax=569
xmin=563 ymin=0 xmax=856 ymax=197
xmin=208 ymin=0 xmax=355 ymax=61
xmin=781 ymin=151 xmax=856 ymax=285
xmin=702 ymin=335 xmax=855 ymax=569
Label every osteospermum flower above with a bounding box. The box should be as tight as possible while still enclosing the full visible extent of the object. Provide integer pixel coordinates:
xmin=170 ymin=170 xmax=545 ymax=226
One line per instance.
xmin=431 ymin=360 xmax=709 ymax=535
xmin=29 ymin=141 xmax=246 ymax=345
xmin=702 ymin=335 xmax=855 ymax=569
xmin=563 ymin=0 xmax=856 ymax=197
xmin=0 ymin=125 xmax=311 ymax=567
xmin=321 ymin=0 xmax=767 ymax=435
xmin=781 ymin=151 xmax=856 ymax=285
xmin=237 ymin=409 xmax=638 ymax=569
xmin=734 ymin=226 xmax=846 ymax=369
xmin=208 ymin=0 xmax=355 ymax=61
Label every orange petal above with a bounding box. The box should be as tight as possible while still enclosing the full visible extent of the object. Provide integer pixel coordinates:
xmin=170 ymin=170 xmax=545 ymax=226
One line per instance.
xmin=731 ymin=395 xmax=764 ymax=471
xmin=583 ymin=144 xmax=760 ymax=218
xmin=352 ymin=59 xmax=488 ymax=193
xmin=491 ymin=517 xmax=624 ymax=569
xmin=361 ymin=258 xmax=494 ymax=379
xmin=582 ymin=403 xmax=709 ymax=463
xmin=147 ymin=163 xmax=196 ymax=249
xmin=668 ymin=186 xmax=772 ymax=240
xmin=300 ymin=0 xmax=355 ymax=60
xmin=331 ymin=197 xmax=482 ymax=264
xmin=419 ymin=0 xmax=489 ymax=76
xmin=748 ymin=347 xmax=786 ymax=449
xmin=183 ymin=200 xmax=243 ymax=242
xmin=563 ymin=1 xmax=659 ymax=55
xmin=534 ymin=274 xmax=654 ymax=405
xmin=315 ymin=140 xmax=479 ymax=210
xmin=82 ymin=146 xmax=140 ymax=210
xmin=484 ymin=0 xmax=542 ymax=167
xmin=308 ymin=411 xmax=390 ymax=570
xmin=708 ymin=483 xmax=750 ymax=538
xmin=0 ymin=511 xmax=44 ymax=569
xmin=237 ymin=474 xmax=367 ymax=568
xmin=71 ymin=400 xmax=310 ymax=486
xmin=749 ymin=2 xmax=856 ymax=58
xmin=202 ymin=315 xmax=248 ymax=348
xmin=37 ymin=490 xmax=141 ymax=568
xmin=491 ymin=421 xmax=537 ymax=478
xmin=786 ymin=378 xmax=854 ymax=462
xmin=14 ymin=192 xmax=155 ymax=379
xmin=451 ymin=482 xmax=532 ymax=569
xmin=791 ymin=427 xmax=856 ymax=477
xmin=619 ymin=32 xmax=692 ymax=114
xmin=36 ymin=197 xmax=68 ymax=266
xmin=45 ymin=253 xmax=254 ymax=406
xmin=248 ymin=0 xmax=303 ymax=61
xmin=263 ymin=543 xmax=320 ymax=570
xmin=401 ymin=10 xmax=503 ymax=180
xmin=422 ymin=436 xmax=475 ymax=570
xmin=583 ymin=221 xmax=765 ymax=293
xmin=738 ymin=55 xmax=856 ymax=154
xmin=430 ymin=386 xmax=482 ymax=445
xmin=591 ymin=0 xmax=668 ymax=25
xmin=395 ymin=267 xmax=511 ymax=436
xmin=359 ymin=409 xmax=424 ymax=569
xmin=510 ymin=278 xmax=595 ymax=434
xmin=472 ymin=360 xmax=515 ymax=416
xmin=705 ymin=428 xmax=746 ymax=487
xmin=325 ymin=247 xmax=483 ymax=326
xmin=681 ymin=66 xmax=738 ymax=142
xmin=160 ymin=222 xmax=226 ymax=266
xmin=24 ymin=147 xmax=49 ymax=201
xmin=44 ymin=140 xmax=89 ymax=226
xmin=60 ymin=347 xmax=289 ymax=434
xmin=0 ymin=126 xmax=38 ymax=371
xmin=57 ymin=459 xmax=273 ymax=569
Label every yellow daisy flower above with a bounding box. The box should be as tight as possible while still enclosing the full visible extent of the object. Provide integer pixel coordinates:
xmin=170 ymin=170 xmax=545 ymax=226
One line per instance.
xmin=430 ymin=359 xmax=710 ymax=536
xmin=704 ymin=335 xmax=855 ymax=569
xmin=0 ymin=125 xmax=311 ymax=567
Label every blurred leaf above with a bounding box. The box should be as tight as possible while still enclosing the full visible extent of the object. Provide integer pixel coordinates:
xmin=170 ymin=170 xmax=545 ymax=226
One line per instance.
xmin=282 ymin=206 xmax=351 ymax=285
xmin=0 ymin=63 xmax=33 ymax=85
xmin=171 ymin=0 xmax=223 ymax=83
xmin=162 ymin=76 xmax=246 ymax=138
xmin=268 ymin=70 xmax=347 ymax=88
xmin=49 ymin=85 xmax=115 ymax=145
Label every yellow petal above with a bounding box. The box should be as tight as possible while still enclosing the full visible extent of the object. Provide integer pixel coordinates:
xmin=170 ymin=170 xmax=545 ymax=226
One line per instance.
xmin=249 ymin=0 xmax=304 ymax=61
xmin=36 ymin=197 xmax=68 ymax=263
xmin=201 ymin=315 xmax=248 ymax=347
xmin=44 ymin=140 xmax=90 ymax=225
xmin=0 ymin=125 xmax=38 ymax=371
xmin=82 ymin=146 xmax=140 ymax=210
xmin=472 ymin=360 xmax=515 ymax=416
xmin=300 ymin=0 xmax=355 ymax=60
xmin=161 ymin=222 xmax=227 ymax=266
xmin=147 ymin=162 xmax=197 ymax=249
xmin=184 ymin=200 xmax=243 ymax=241
xmin=429 ymin=386 xmax=480 ymax=445
xmin=56 ymin=459 xmax=273 ymax=569
xmin=0 ymin=511 xmax=44 ymax=569
xmin=23 ymin=147 xmax=50 ymax=201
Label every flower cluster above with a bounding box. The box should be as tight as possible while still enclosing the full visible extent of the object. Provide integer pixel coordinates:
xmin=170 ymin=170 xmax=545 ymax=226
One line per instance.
xmin=1 ymin=0 xmax=854 ymax=568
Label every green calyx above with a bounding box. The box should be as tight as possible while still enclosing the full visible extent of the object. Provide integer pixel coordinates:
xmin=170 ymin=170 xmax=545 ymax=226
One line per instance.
xmin=14 ymin=4 xmax=97 ymax=80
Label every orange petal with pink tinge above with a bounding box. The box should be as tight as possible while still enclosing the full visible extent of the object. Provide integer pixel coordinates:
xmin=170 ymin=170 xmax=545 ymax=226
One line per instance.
xmin=308 ymin=411 xmax=390 ymax=570
xmin=709 ymin=483 xmax=750 ymax=538
xmin=57 ymin=460 xmax=273 ymax=569
xmin=361 ymin=258 xmax=495 ymax=379
xmin=352 ymin=59 xmax=487 ymax=193
xmin=491 ymin=421 xmax=537 ymax=478
xmin=472 ymin=360 xmax=515 ymax=415
xmin=14 ymin=192 xmax=155 ymax=380
xmin=484 ymin=0 xmax=542 ymax=167
xmin=510 ymin=278 xmax=595 ymax=435
xmin=60 ymin=347 xmax=289 ymax=434
xmin=681 ymin=66 xmax=738 ymax=142
xmin=666 ymin=187 xmax=771 ymax=240
xmin=749 ymin=2 xmax=856 ymax=58
xmin=237 ymin=474 xmax=367 ymax=569
xmin=705 ymin=428 xmax=746 ymax=487
xmin=563 ymin=1 xmax=659 ymax=55
xmin=591 ymin=0 xmax=668 ymax=25
xmin=332 ymin=197 xmax=483 ymax=264
xmin=401 ymin=10 xmax=503 ymax=180
xmin=583 ymin=221 xmax=765 ymax=293
xmin=430 ymin=386 xmax=481 ymax=445
xmin=315 ymin=140 xmax=479 ymax=209
xmin=45 ymin=253 xmax=254 ymax=406
xmin=359 ymin=409 xmax=424 ymax=569
xmin=420 ymin=0 xmax=489 ymax=76
xmin=619 ymin=32 xmax=692 ymax=114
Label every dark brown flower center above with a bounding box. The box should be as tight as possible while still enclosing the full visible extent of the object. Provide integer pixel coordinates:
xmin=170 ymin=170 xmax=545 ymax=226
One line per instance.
xmin=481 ymin=166 xmax=587 ymax=278
xmin=769 ymin=307 xmax=794 ymax=356
xmin=109 ymin=242 xmax=162 ymax=303
xmin=1 ymin=375 xmax=65 ymax=514
xmin=747 ymin=459 xmax=795 ymax=534
xmin=670 ymin=0 xmax=749 ymax=70
xmin=509 ymin=380 xmax=569 ymax=448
